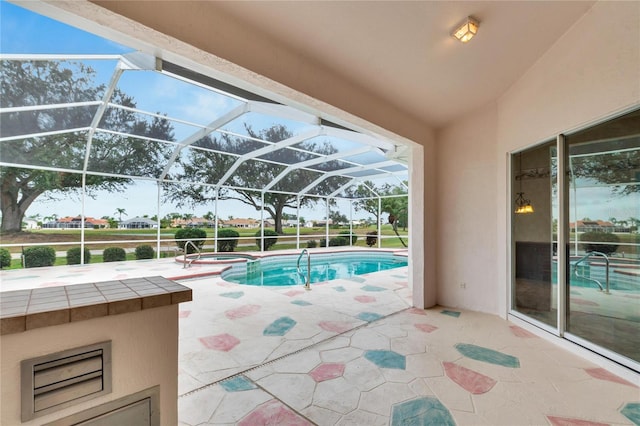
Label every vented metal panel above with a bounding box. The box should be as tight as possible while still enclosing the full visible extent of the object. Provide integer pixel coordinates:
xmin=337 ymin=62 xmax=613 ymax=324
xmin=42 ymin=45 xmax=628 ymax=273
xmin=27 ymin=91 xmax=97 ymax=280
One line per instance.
xmin=21 ymin=341 xmax=112 ymax=422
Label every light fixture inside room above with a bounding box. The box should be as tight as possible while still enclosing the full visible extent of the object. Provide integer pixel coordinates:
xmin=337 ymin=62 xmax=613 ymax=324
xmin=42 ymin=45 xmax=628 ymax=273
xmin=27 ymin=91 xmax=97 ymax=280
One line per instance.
xmin=452 ymin=16 xmax=479 ymax=43
xmin=514 ymin=192 xmax=534 ymax=214
xmin=514 ymin=152 xmax=534 ymax=214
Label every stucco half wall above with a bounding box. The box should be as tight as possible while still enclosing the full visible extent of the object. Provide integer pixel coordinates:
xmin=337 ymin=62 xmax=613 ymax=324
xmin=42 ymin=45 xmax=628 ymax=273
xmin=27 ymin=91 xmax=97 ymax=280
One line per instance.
xmin=1 ymin=305 xmax=179 ymax=426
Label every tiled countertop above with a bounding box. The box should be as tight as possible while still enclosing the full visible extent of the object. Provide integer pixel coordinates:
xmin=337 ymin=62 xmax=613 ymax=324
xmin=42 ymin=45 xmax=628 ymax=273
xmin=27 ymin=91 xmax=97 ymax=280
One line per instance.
xmin=1 ymin=276 xmax=192 ymax=335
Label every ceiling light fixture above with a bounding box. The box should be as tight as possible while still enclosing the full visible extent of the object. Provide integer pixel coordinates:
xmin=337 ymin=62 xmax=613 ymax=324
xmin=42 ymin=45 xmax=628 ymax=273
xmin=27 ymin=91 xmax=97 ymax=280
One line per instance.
xmin=452 ymin=16 xmax=479 ymax=43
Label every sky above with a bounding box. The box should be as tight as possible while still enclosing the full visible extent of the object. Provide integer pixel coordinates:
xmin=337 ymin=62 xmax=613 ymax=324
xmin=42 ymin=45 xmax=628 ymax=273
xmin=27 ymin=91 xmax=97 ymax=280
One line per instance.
xmin=1 ymin=1 xmax=407 ymax=223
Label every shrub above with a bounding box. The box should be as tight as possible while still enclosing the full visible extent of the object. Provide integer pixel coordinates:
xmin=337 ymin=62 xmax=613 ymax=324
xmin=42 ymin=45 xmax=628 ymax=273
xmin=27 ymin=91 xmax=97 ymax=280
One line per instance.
xmin=338 ymin=230 xmax=358 ymax=244
xmin=580 ymin=231 xmax=620 ymax=255
xmin=329 ymin=236 xmax=349 ymax=247
xmin=218 ymin=229 xmax=240 ymax=252
xmin=66 ymin=247 xmax=91 ymax=265
xmin=23 ymin=246 xmax=56 ymax=268
xmin=175 ymin=228 xmax=207 ymax=254
xmin=366 ymin=231 xmax=378 ymax=247
xmin=255 ymin=229 xmax=279 ymax=250
xmin=103 ymin=247 xmax=126 ymax=262
xmin=306 ymin=240 xmax=318 ymax=249
xmin=0 ymin=248 xmax=12 ymax=269
xmin=135 ymin=245 xmax=155 ymax=260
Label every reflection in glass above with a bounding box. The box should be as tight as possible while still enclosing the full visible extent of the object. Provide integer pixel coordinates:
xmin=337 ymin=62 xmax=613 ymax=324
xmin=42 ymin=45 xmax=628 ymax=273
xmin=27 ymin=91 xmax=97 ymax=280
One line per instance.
xmin=511 ymin=141 xmax=558 ymax=328
xmin=565 ymin=109 xmax=640 ymax=363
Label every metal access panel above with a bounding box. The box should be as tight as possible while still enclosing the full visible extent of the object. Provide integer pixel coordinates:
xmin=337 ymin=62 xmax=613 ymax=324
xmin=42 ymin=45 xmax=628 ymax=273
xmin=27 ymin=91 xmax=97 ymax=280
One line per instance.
xmin=21 ymin=341 xmax=112 ymax=422
xmin=44 ymin=386 xmax=160 ymax=426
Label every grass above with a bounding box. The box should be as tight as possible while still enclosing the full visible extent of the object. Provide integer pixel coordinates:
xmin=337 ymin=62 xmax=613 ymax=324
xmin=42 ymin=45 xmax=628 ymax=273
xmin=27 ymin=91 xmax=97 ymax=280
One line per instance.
xmin=0 ymin=226 xmax=409 ymax=270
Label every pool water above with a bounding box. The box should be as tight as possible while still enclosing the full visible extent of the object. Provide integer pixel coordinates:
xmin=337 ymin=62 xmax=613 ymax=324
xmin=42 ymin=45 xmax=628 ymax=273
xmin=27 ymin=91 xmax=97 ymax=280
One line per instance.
xmin=223 ymin=253 xmax=408 ymax=286
xmin=551 ymin=261 xmax=639 ymax=292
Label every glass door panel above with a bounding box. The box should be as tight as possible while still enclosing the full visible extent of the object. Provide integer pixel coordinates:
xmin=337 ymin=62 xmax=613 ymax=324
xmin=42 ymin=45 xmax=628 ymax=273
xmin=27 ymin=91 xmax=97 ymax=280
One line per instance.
xmin=512 ymin=140 xmax=558 ymax=328
xmin=565 ymin=109 xmax=640 ymax=363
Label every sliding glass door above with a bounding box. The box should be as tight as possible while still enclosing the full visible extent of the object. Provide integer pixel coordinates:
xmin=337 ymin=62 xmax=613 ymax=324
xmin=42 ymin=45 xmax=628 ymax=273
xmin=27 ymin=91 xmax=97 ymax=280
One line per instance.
xmin=565 ymin=110 xmax=640 ymax=364
xmin=511 ymin=108 xmax=640 ymax=369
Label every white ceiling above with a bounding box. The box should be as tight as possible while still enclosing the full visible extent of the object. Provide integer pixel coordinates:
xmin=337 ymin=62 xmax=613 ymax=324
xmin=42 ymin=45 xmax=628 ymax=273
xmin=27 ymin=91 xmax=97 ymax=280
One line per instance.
xmin=212 ymin=1 xmax=595 ymax=128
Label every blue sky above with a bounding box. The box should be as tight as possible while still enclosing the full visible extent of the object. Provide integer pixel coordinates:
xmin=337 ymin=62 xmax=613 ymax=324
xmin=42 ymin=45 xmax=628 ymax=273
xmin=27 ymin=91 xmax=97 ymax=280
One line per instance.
xmin=1 ymin=1 xmax=397 ymax=222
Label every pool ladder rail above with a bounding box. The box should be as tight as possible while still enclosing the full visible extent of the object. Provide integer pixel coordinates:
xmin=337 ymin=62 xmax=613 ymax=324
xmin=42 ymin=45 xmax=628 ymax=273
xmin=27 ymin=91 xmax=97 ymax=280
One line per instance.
xmin=297 ymin=249 xmax=311 ymax=290
xmin=573 ymin=251 xmax=610 ymax=294
xmin=183 ymin=240 xmax=202 ymax=269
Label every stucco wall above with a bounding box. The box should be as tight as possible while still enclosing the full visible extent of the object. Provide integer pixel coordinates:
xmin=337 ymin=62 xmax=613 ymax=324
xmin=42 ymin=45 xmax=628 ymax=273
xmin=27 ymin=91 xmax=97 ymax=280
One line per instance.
xmin=435 ymin=103 xmax=499 ymax=313
xmin=436 ymin=1 xmax=639 ymax=316
xmin=0 ymin=305 xmax=179 ymax=425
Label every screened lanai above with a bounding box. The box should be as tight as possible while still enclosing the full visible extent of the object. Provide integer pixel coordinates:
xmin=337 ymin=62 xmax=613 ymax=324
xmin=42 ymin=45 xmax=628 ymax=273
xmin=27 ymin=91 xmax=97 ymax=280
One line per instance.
xmin=0 ymin=51 xmax=410 ymax=259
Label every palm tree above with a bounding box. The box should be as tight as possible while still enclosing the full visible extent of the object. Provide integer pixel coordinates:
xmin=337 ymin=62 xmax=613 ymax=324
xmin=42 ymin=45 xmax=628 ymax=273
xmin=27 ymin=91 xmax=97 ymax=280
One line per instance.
xmin=115 ymin=208 xmax=127 ymax=222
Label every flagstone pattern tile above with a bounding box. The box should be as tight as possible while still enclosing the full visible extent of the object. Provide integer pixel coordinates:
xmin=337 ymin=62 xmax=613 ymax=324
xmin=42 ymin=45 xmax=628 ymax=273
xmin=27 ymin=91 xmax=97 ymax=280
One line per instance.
xmin=621 ymin=402 xmax=640 ymax=425
xmin=391 ymin=396 xmax=456 ymax=426
xmin=263 ymin=316 xmax=297 ymax=336
xmin=175 ymin=262 xmax=634 ymax=424
xmin=28 ymin=256 xmax=631 ymax=425
xmin=455 ymin=343 xmax=521 ymax=368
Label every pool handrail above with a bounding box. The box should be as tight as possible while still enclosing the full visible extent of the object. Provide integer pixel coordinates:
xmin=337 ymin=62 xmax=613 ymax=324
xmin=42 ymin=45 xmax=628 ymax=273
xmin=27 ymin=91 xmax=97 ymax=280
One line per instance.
xmin=573 ymin=251 xmax=610 ymax=294
xmin=183 ymin=240 xmax=202 ymax=269
xmin=297 ymin=249 xmax=311 ymax=290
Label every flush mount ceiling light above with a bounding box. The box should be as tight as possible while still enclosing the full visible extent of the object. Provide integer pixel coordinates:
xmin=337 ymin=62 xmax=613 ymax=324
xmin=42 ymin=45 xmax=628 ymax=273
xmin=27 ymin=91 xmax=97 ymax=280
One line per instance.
xmin=452 ymin=16 xmax=479 ymax=43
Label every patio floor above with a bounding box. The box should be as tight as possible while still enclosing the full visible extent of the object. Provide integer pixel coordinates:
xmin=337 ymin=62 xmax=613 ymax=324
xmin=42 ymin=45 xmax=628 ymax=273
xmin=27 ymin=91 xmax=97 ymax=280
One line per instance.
xmin=1 ymin=254 xmax=638 ymax=425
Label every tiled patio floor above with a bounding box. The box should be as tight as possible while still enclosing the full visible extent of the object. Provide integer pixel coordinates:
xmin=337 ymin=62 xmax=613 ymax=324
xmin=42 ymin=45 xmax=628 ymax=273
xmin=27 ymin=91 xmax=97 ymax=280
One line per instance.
xmin=176 ymin=266 xmax=639 ymax=426
xmin=1 ymin=254 xmax=638 ymax=425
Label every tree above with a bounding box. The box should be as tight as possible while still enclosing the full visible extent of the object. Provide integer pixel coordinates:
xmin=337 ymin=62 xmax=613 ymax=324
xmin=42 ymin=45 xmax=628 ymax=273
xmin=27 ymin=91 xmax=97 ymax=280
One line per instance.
xmin=115 ymin=208 xmax=127 ymax=222
xmin=165 ymin=124 xmax=343 ymax=234
xmin=0 ymin=60 xmax=174 ymax=233
xmin=329 ymin=210 xmax=348 ymax=226
xmin=570 ymin=147 xmax=639 ymax=196
xmin=348 ymin=180 xmax=408 ymax=229
xmin=101 ymin=215 xmax=118 ymax=229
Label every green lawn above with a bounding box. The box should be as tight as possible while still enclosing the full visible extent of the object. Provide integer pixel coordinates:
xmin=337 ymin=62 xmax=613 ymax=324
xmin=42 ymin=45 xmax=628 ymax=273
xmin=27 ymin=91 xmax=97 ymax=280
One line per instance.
xmin=0 ymin=225 xmax=409 ymax=270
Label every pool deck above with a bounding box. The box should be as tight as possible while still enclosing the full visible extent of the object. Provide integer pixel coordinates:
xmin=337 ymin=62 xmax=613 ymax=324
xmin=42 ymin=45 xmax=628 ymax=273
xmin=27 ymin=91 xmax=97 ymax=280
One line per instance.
xmin=1 ymin=250 xmax=639 ymax=425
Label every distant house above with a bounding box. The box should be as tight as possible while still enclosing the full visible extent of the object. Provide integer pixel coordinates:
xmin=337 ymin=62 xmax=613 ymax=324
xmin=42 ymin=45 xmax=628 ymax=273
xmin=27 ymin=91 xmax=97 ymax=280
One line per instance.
xmin=226 ymin=218 xmax=260 ymax=228
xmin=171 ymin=218 xmax=220 ymax=228
xmin=42 ymin=216 xmax=109 ymax=229
xmin=311 ymin=219 xmax=334 ymax=227
xmin=22 ymin=219 xmax=39 ymax=230
xmin=120 ymin=217 xmax=157 ymax=229
xmin=570 ymin=220 xmax=615 ymax=233
xmin=283 ymin=219 xmax=299 ymax=228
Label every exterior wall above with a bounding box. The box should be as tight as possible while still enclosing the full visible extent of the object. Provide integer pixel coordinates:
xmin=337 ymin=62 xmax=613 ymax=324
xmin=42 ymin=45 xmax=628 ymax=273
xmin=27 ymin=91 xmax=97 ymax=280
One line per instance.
xmin=435 ymin=104 xmax=498 ymax=314
xmin=0 ymin=305 xmax=179 ymax=426
xmin=436 ymin=1 xmax=640 ymax=316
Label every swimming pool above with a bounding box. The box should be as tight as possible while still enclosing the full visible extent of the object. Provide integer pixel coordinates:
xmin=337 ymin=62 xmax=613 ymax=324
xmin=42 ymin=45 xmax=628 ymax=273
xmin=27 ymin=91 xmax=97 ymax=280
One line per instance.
xmin=222 ymin=252 xmax=408 ymax=286
xmin=551 ymin=261 xmax=639 ymax=292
